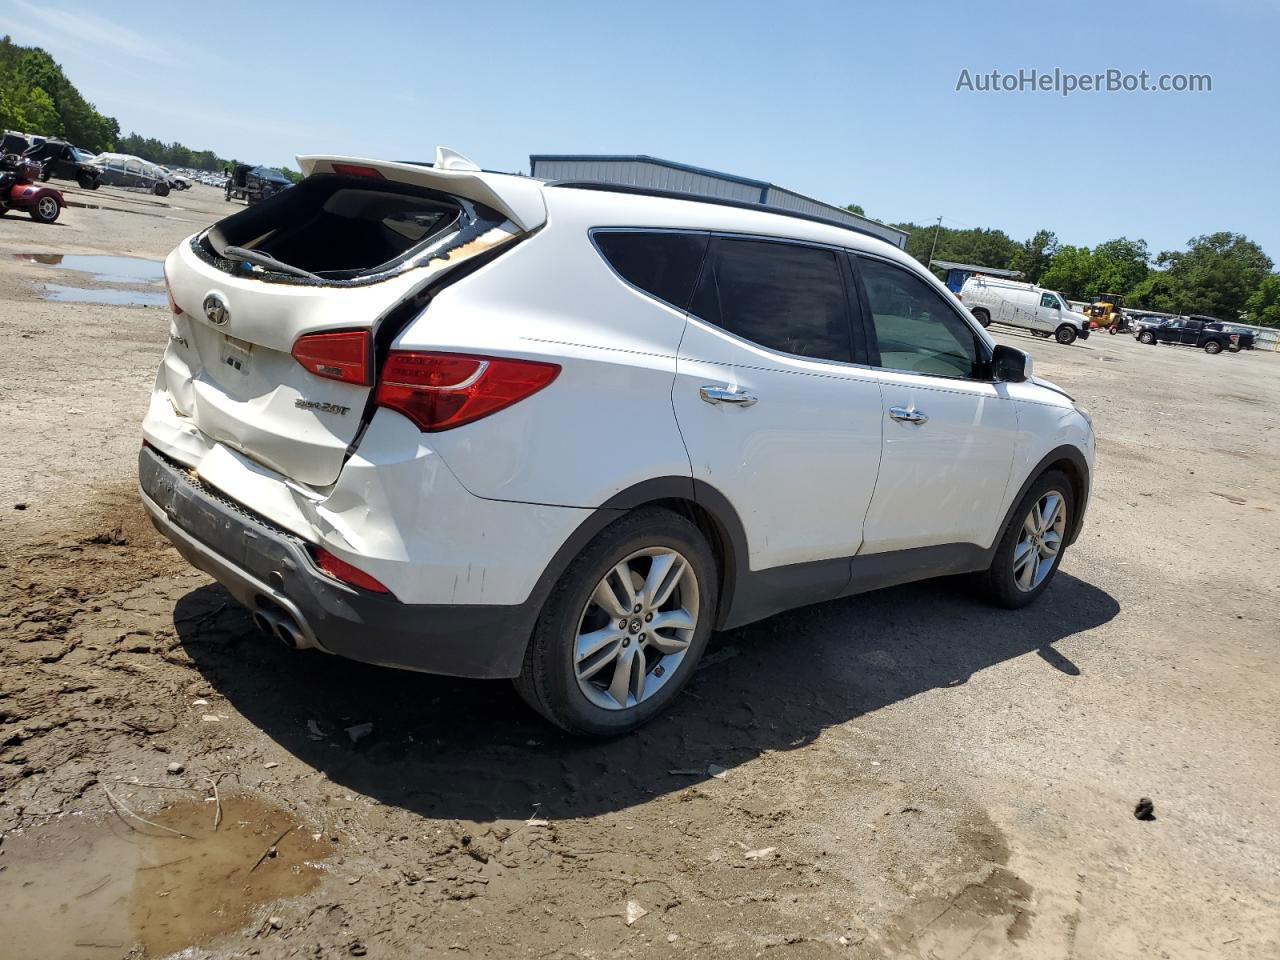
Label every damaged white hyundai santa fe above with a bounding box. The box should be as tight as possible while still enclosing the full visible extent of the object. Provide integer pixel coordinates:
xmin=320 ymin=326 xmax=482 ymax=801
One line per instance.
xmin=140 ymin=148 xmax=1094 ymax=736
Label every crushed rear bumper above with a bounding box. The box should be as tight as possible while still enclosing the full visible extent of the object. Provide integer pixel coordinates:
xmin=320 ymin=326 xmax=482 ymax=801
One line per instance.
xmin=138 ymin=445 xmax=537 ymax=678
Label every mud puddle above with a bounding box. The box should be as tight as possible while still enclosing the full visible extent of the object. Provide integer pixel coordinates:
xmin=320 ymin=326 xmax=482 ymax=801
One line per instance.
xmin=14 ymin=253 xmax=164 ymax=284
xmin=0 ymin=791 xmax=333 ymax=959
xmin=40 ymin=283 xmax=168 ymax=307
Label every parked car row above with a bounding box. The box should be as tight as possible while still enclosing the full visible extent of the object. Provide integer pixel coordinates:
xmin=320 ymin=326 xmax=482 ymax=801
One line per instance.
xmin=953 ymin=274 xmax=1255 ymax=359
xmin=1 ymin=131 xmax=229 ymax=196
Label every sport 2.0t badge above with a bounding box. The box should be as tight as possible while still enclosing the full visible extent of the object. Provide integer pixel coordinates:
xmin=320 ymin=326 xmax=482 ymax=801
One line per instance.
xmin=202 ymin=293 xmax=229 ymax=326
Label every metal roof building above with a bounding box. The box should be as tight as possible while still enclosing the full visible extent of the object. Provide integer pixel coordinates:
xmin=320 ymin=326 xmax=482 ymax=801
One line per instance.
xmin=528 ymin=154 xmax=908 ymax=249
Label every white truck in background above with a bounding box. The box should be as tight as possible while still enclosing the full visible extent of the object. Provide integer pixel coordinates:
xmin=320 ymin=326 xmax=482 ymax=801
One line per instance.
xmin=959 ymin=276 xmax=1092 ymax=344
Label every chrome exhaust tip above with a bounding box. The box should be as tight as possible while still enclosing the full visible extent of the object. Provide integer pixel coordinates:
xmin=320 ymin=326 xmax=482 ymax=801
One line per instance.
xmin=275 ymin=620 xmax=304 ymax=650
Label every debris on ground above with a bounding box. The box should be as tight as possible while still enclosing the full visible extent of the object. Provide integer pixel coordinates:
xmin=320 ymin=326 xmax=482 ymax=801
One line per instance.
xmin=743 ymin=846 xmax=777 ymax=860
xmin=83 ymin=526 xmax=128 ymax=545
xmin=707 ymin=763 xmax=728 ymax=779
xmin=624 ymin=900 xmax=648 ymax=926
xmin=1134 ymin=797 xmax=1156 ymax=821
xmin=166 ymin=761 xmax=184 ymax=775
xmin=345 ymin=722 xmax=374 ymax=744
xmin=306 ymin=720 xmax=326 ymax=740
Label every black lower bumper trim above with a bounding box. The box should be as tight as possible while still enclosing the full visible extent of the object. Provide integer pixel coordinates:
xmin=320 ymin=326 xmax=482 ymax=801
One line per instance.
xmin=138 ymin=446 xmax=537 ymax=678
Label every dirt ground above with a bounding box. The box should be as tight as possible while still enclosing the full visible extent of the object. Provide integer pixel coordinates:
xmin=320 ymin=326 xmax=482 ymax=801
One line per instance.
xmin=1 ymin=182 xmax=1277 ymax=960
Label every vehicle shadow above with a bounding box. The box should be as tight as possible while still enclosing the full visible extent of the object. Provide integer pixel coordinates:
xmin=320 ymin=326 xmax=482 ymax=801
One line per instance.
xmin=174 ymin=572 xmax=1118 ymax=823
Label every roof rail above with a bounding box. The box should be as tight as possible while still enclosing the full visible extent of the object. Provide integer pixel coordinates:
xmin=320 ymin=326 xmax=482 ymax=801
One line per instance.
xmin=545 ymin=180 xmax=896 ymax=247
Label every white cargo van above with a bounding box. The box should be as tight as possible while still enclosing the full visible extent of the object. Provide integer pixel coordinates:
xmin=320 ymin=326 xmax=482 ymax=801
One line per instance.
xmin=958 ymin=276 xmax=1091 ymax=344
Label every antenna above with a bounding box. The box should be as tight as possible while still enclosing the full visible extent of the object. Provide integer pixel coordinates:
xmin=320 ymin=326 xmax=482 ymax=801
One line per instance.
xmin=435 ymin=146 xmax=480 ymax=172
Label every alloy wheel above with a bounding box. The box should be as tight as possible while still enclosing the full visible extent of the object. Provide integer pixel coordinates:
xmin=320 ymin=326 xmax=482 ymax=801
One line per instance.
xmin=37 ymin=196 xmax=58 ymax=220
xmin=573 ymin=547 xmax=700 ymax=711
xmin=1013 ymin=491 xmax=1067 ymax=592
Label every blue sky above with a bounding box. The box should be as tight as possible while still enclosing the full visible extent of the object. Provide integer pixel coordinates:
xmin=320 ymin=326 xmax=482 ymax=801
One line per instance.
xmin=3 ymin=0 xmax=1277 ymax=260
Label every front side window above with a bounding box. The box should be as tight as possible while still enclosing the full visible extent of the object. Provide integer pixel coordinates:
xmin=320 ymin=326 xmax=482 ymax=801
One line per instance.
xmin=593 ymin=230 xmax=708 ymax=311
xmin=858 ymin=257 xmax=982 ymax=379
xmin=690 ymin=238 xmax=853 ymax=363
xmin=1040 ymin=292 xmax=1061 ymax=309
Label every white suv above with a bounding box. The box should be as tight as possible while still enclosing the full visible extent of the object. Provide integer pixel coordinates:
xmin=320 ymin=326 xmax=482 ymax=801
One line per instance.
xmin=140 ymin=149 xmax=1094 ymax=736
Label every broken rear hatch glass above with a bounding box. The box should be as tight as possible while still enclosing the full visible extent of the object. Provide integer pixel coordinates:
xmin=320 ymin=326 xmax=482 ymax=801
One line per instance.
xmin=158 ymin=168 xmax=528 ymax=487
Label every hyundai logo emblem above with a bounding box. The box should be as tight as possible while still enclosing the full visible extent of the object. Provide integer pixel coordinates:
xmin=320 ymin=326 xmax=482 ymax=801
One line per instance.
xmin=203 ymin=293 xmax=229 ymax=326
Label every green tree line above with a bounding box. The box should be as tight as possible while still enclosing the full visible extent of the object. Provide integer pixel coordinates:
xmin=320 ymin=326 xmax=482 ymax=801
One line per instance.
xmin=1 ymin=36 xmax=231 ymax=171
xmin=0 ymin=36 xmax=118 ymax=151
xmin=851 ymin=207 xmax=1278 ymax=327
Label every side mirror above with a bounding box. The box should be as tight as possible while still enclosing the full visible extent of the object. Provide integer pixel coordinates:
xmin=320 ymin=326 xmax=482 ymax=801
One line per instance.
xmin=992 ymin=344 xmax=1031 ymax=383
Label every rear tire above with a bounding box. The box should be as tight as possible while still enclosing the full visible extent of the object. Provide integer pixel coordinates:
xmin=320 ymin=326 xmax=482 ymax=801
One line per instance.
xmin=1055 ymin=324 xmax=1078 ymax=345
xmin=30 ymin=195 xmax=60 ymax=224
xmin=1138 ymin=330 xmax=1156 ymax=345
xmin=1204 ymin=340 xmax=1222 ymax=355
xmin=153 ymin=182 xmax=170 ymax=197
xmin=972 ymin=308 xmax=991 ymax=328
xmin=514 ymin=508 xmax=718 ymax=737
xmin=976 ymin=469 xmax=1073 ymax=609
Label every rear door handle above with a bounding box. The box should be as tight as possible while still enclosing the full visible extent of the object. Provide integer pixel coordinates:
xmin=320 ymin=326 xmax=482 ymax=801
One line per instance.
xmin=700 ymin=384 xmax=758 ymax=407
xmin=889 ymin=406 xmax=928 ymax=424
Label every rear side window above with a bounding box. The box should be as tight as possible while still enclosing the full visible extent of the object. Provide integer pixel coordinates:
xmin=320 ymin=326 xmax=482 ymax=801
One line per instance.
xmin=593 ymin=231 xmax=708 ymax=311
xmin=690 ymin=238 xmax=853 ymax=363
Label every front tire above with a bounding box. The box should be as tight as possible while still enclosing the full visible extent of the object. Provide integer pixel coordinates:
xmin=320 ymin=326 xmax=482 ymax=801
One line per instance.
xmin=514 ymin=508 xmax=718 ymax=737
xmin=1138 ymin=330 xmax=1156 ymax=345
xmin=1055 ymin=324 xmax=1078 ymax=345
xmin=977 ymin=469 xmax=1073 ymax=609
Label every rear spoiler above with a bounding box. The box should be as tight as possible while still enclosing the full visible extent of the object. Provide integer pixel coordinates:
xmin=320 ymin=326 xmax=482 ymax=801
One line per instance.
xmin=298 ymin=152 xmax=547 ymax=233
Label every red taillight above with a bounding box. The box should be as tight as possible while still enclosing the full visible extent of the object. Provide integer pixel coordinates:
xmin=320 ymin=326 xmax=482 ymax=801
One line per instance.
xmin=311 ymin=546 xmax=390 ymax=593
xmin=331 ymin=163 xmax=383 ymax=178
xmin=291 ymin=331 xmax=370 ymax=385
xmin=375 ymin=351 xmax=560 ymax=432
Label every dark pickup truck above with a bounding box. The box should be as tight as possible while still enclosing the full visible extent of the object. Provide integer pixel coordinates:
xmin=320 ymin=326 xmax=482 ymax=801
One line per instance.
xmin=1135 ymin=315 xmax=1254 ymax=354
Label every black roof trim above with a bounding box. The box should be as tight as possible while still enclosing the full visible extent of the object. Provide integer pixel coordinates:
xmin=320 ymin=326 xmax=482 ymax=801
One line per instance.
xmin=546 ymin=180 xmax=891 ymax=246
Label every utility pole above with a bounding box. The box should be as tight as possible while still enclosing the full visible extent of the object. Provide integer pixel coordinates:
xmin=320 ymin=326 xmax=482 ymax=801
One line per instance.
xmin=927 ymin=216 xmax=943 ymax=270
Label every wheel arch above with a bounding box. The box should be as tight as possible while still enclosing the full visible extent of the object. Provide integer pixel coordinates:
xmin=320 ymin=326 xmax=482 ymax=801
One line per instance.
xmin=599 ymin=477 xmax=748 ymax=631
xmin=1001 ymin=445 xmax=1091 ymax=549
